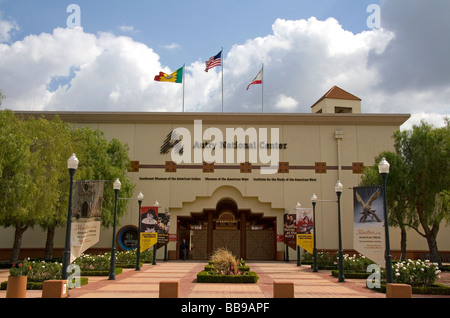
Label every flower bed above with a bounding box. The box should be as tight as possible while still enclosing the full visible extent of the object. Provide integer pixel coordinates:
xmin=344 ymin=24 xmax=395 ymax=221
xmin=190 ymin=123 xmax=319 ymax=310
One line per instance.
xmin=196 ymin=248 xmax=259 ymax=283
xmin=1 ymin=250 xmax=149 ymax=290
xmin=326 ymin=256 xmax=450 ymax=295
xmin=0 ymin=259 xmax=88 ymax=290
xmin=197 ymin=270 xmax=259 ymax=283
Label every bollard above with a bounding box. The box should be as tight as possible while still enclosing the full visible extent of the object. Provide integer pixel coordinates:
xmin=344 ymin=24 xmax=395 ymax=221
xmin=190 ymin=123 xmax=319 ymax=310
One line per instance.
xmin=159 ymin=281 xmax=180 ymax=298
xmin=42 ymin=280 xmax=68 ymax=298
xmin=386 ymin=283 xmax=412 ymax=298
xmin=273 ymin=280 xmax=294 ymax=298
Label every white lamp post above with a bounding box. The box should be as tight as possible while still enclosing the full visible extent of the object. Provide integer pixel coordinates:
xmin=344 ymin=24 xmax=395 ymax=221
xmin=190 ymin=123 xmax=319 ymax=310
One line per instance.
xmin=62 ymin=154 xmax=79 ymax=280
xmin=136 ymin=192 xmax=144 ymax=271
xmin=311 ymin=193 xmax=318 ymax=272
xmin=378 ymin=157 xmax=393 ymax=283
xmin=335 ymin=180 xmax=345 ymax=282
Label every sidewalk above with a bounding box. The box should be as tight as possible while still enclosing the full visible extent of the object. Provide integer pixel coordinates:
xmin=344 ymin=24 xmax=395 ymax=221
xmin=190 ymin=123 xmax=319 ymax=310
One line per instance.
xmin=2 ymin=261 xmax=449 ymax=299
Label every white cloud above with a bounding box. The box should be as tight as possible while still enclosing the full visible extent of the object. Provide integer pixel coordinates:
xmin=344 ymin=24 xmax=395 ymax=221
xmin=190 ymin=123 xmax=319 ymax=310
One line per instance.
xmin=161 ymin=43 xmax=181 ymax=50
xmin=401 ymin=113 xmax=448 ymax=131
xmin=0 ymin=12 xmax=19 ymax=43
xmin=118 ymin=25 xmax=134 ymax=33
xmin=0 ymin=11 xmax=448 ymax=129
xmin=275 ymin=94 xmax=298 ymax=111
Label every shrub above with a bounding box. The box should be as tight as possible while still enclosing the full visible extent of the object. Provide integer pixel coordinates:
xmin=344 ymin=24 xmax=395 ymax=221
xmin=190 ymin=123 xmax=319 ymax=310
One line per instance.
xmin=392 ymin=259 xmax=441 ymax=287
xmin=197 ymin=270 xmax=259 ymax=283
xmin=342 ymin=253 xmax=375 ymax=272
xmin=28 ymin=260 xmax=62 ymax=282
xmin=73 ymin=252 xmax=111 ymax=271
xmin=302 ymin=251 xmax=334 ymax=267
xmin=210 ymin=248 xmax=238 ymax=275
xmin=9 ymin=259 xmax=32 ymax=277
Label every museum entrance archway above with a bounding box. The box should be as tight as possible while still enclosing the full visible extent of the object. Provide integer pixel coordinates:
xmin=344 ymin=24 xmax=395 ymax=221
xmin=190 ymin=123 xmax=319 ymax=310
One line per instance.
xmin=177 ymin=196 xmax=276 ymax=260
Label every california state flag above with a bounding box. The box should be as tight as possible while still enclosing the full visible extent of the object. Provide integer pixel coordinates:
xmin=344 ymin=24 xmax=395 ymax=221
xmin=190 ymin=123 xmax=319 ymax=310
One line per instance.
xmin=246 ymin=67 xmax=263 ymax=90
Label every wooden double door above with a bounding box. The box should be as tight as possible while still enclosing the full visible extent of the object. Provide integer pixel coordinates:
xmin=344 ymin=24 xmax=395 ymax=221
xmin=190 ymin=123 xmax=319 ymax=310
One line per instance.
xmin=190 ymin=228 xmax=274 ymax=260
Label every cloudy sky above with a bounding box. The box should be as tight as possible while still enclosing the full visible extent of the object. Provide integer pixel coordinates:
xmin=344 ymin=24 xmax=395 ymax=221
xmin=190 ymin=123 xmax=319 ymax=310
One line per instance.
xmin=0 ymin=0 xmax=449 ymax=130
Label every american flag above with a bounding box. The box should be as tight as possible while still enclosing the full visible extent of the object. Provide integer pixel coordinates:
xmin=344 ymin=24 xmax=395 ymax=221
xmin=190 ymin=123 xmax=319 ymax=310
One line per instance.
xmin=205 ymin=51 xmax=222 ymax=72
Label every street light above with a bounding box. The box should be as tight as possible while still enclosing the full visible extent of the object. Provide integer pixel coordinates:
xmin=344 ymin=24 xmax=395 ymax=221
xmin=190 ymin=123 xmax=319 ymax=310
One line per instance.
xmin=109 ymin=178 xmax=121 ymax=280
xmin=152 ymin=200 xmax=160 ymax=265
xmin=62 ymin=154 xmax=79 ymax=280
xmin=136 ymin=191 xmax=144 ymax=271
xmin=311 ymin=193 xmax=318 ymax=272
xmin=335 ymin=180 xmax=345 ymax=283
xmin=379 ymin=157 xmax=393 ymax=283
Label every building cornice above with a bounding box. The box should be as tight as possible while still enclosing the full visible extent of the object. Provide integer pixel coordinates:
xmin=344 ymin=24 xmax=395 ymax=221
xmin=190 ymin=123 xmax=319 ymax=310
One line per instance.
xmin=13 ymin=111 xmax=411 ymax=126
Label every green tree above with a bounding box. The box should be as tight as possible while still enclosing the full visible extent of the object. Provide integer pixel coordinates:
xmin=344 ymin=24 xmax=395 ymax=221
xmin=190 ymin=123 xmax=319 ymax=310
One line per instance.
xmin=71 ymin=127 xmax=135 ymax=228
xmin=395 ymin=120 xmax=450 ymax=268
xmin=41 ymin=125 xmax=135 ymax=259
xmin=25 ymin=116 xmax=74 ymax=260
xmin=0 ymin=111 xmax=135 ymax=262
xmin=362 ymin=120 xmax=449 ymax=268
xmin=0 ymin=110 xmax=37 ymax=263
xmin=360 ymin=152 xmax=411 ymax=260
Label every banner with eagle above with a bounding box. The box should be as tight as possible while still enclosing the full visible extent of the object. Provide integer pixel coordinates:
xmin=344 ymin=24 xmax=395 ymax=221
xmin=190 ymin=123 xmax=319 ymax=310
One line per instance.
xmin=353 ymin=186 xmax=385 ymax=267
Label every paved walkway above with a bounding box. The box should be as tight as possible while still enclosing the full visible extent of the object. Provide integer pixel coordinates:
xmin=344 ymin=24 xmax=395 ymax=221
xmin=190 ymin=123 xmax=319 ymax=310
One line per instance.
xmin=1 ymin=261 xmax=449 ymax=299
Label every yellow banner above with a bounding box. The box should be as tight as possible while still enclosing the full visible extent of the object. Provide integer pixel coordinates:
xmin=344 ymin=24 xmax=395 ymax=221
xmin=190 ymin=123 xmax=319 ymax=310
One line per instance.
xmin=297 ymin=234 xmax=313 ymax=254
xmin=140 ymin=232 xmax=158 ymax=252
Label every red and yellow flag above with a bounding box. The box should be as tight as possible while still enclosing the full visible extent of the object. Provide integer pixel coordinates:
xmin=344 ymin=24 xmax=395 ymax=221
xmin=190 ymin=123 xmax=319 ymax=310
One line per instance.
xmin=154 ymin=67 xmax=183 ymax=83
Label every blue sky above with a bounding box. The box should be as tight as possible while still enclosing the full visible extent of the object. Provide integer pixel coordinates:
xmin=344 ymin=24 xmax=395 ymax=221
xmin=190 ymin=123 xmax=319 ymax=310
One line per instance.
xmin=3 ymin=0 xmax=378 ymax=67
xmin=0 ymin=0 xmax=449 ymax=129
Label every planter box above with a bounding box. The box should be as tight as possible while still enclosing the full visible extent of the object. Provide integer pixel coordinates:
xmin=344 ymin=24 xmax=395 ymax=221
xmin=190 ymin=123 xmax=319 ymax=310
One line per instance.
xmin=197 ymin=270 xmax=259 ymax=283
xmin=6 ymin=276 xmax=27 ymax=298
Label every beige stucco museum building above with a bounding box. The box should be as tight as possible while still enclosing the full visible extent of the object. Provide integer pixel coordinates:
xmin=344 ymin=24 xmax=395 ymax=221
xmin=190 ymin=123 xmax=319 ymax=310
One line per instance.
xmin=3 ymin=86 xmax=449 ymax=262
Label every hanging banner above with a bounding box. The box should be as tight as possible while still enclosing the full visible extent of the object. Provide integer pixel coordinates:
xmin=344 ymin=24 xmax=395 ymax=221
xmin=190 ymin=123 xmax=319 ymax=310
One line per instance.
xmin=283 ymin=213 xmax=297 ymax=250
xmin=141 ymin=206 xmax=158 ymax=232
xmin=140 ymin=232 xmax=158 ymax=252
xmin=140 ymin=206 xmax=159 ymax=251
xmin=70 ymin=180 xmax=104 ymax=262
xmin=353 ymin=186 xmax=385 ymax=267
xmin=296 ymin=207 xmax=314 ymax=253
xmin=156 ymin=211 xmax=171 ymax=249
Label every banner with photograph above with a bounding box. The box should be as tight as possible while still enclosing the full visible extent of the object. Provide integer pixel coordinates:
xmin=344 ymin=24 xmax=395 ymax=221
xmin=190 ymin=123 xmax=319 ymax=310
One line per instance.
xmin=140 ymin=206 xmax=159 ymax=251
xmin=283 ymin=213 xmax=297 ymax=250
xmin=156 ymin=211 xmax=171 ymax=249
xmin=70 ymin=180 xmax=104 ymax=262
xmin=296 ymin=207 xmax=314 ymax=253
xmin=353 ymin=186 xmax=385 ymax=267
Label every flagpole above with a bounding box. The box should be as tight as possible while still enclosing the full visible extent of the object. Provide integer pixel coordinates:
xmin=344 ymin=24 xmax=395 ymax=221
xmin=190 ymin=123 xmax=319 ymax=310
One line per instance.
xmin=182 ymin=63 xmax=185 ymax=112
xmin=261 ymin=64 xmax=264 ymax=113
xmin=221 ymin=47 xmax=224 ymax=112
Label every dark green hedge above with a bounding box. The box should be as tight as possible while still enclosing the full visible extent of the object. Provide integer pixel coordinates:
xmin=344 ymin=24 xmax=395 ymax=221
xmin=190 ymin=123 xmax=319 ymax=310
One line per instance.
xmin=204 ymin=264 xmax=249 ymax=272
xmin=197 ymin=271 xmax=259 ymax=283
xmin=0 ymin=277 xmax=89 ymax=290
xmin=331 ymin=270 xmax=370 ymax=279
xmin=80 ymin=267 xmax=123 ymax=276
xmin=371 ymin=283 xmax=450 ymax=295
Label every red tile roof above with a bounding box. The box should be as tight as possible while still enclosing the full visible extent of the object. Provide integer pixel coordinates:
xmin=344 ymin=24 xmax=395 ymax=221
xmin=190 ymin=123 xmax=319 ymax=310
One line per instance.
xmin=311 ymin=86 xmax=361 ymax=107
